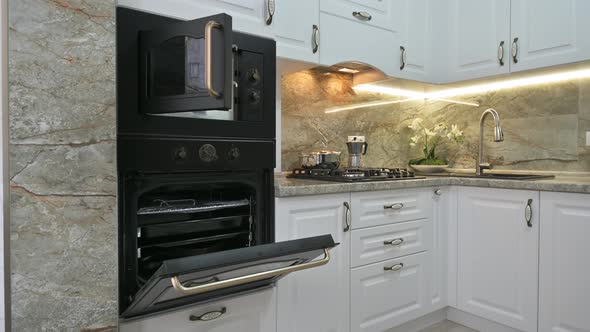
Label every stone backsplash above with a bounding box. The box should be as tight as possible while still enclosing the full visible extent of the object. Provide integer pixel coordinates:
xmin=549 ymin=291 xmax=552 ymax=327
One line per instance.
xmin=8 ymin=0 xmax=117 ymax=331
xmin=281 ymin=69 xmax=590 ymax=173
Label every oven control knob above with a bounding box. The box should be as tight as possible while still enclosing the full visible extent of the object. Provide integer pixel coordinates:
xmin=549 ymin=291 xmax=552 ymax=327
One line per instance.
xmin=198 ymin=144 xmax=218 ymax=163
xmin=248 ymin=90 xmax=261 ymax=104
xmin=173 ymin=147 xmax=188 ymax=160
xmin=227 ymin=146 xmax=240 ymax=160
xmin=247 ymin=68 xmax=260 ymax=83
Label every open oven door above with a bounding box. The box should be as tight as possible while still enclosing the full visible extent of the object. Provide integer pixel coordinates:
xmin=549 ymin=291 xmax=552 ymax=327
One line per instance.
xmin=121 ymin=235 xmax=337 ymax=318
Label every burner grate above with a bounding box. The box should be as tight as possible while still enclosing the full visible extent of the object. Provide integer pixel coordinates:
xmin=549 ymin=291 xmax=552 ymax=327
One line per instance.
xmin=288 ymin=167 xmax=425 ymax=182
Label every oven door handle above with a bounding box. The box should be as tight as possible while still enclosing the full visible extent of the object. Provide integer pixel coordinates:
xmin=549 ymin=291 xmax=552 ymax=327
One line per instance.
xmin=205 ymin=20 xmax=223 ymax=98
xmin=171 ymin=248 xmax=331 ymax=295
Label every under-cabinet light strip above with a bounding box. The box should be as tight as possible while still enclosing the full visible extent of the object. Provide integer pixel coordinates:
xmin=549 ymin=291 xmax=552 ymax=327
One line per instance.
xmin=324 ymin=97 xmax=479 ymax=113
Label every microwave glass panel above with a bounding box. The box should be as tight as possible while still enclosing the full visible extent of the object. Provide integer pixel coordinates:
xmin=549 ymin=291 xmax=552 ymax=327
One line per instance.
xmin=153 ymin=36 xmax=205 ymax=97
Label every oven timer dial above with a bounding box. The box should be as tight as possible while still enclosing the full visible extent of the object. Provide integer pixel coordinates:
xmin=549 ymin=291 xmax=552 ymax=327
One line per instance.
xmin=173 ymin=147 xmax=188 ymax=160
xmin=198 ymin=144 xmax=218 ymax=163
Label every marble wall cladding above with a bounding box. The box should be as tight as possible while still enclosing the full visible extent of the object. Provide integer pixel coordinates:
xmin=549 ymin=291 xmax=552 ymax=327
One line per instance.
xmin=281 ymin=69 xmax=590 ymax=173
xmin=8 ymin=0 xmax=117 ymax=331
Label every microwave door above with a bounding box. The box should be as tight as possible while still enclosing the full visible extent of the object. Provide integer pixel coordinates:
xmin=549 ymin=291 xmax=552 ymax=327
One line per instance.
xmin=139 ymin=13 xmax=233 ymax=115
xmin=121 ymin=235 xmax=337 ymax=319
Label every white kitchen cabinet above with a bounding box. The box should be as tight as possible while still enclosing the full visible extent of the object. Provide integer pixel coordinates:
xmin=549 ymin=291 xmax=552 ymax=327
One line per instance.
xmin=510 ymin=0 xmax=590 ymax=72
xmin=273 ymin=1 xmax=319 ymax=64
xmin=430 ymin=187 xmax=451 ymax=311
xmin=320 ymin=0 xmax=400 ymax=32
xmin=275 ymin=193 xmax=350 ymax=332
xmin=319 ymin=12 xmax=398 ymax=76
xmin=445 ymin=0 xmax=511 ymax=82
xmin=116 ymin=0 xmax=272 ymax=37
xmin=457 ymin=187 xmax=539 ymax=332
xmin=539 ymin=192 xmax=590 ymax=332
xmin=351 ymin=252 xmax=430 ymax=332
xmin=395 ymin=0 xmax=432 ymax=82
xmin=119 ymin=287 xmax=276 ymax=332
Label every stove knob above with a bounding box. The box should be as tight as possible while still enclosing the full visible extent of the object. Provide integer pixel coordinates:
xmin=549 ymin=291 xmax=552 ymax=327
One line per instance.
xmin=173 ymin=147 xmax=188 ymax=160
xmin=227 ymin=146 xmax=240 ymax=160
xmin=248 ymin=90 xmax=261 ymax=104
xmin=247 ymin=68 xmax=261 ymax=83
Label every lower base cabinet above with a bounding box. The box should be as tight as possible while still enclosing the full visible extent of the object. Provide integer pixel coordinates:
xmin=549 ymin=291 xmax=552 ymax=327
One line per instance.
xmin=539 ymin=192 xmax=590 ymax=332
xmin=119 ymin=288 xmax=277 ymax=332
xmin=351 ymin=252 xmax=430 ymax=332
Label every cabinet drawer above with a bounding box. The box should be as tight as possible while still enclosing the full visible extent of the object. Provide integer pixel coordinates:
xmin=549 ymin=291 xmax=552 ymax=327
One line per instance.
xmin=351 ymin=252 xmax=429 ymax=332
xmin=351 ymin=219 xmax=431 ymax=268
xmin=120 ymin=288 xmax=276 ymax=332
xmin=320 ymin=0 xmax=398 ymax=32
xmin=351 ymin=189 xmax=431 ymax=229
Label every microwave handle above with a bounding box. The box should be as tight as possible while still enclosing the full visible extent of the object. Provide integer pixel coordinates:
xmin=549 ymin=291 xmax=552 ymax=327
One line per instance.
xmin=205 ymin=21 xmax=223 ymax=98
xmin=171 ymin=248 xmax=331 ymax=295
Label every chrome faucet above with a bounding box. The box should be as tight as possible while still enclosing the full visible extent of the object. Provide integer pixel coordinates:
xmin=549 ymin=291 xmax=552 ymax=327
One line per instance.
xmin=476 ymin=108 xmax=504 ymax=176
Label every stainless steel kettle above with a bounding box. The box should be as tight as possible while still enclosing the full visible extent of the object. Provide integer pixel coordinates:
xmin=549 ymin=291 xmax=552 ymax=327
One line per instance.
xmin=346 ymin=136 xmax=368 ymax=168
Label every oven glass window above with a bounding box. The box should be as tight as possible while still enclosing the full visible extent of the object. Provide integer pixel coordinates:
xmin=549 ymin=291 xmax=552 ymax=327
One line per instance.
xmin=152 ymin=36 xmax=205 ymax=97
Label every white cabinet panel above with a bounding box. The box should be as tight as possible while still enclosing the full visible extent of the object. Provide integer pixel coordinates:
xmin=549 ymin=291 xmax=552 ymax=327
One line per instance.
xmin=275 ymin=193 xmax=350 ymax=332
xmin=431 ymin=187 xmax=451 ymax=311
xmin=457 ymin=187 xmax=539 ymax=332
xmin=319 ymin=12 xmax=398 ymax=76
xmin=117 ymin=0 xmax=272 ymax=37
xmin=351 ymin=252 xmax=430 ymax=332
xmin=320 ymin=0 xmax=399 ymax=32
xmin=510 ymin=0 xmax=590 ymax=72
xmin=395 ymin=0 xmax=432 ymax=82
xmin=446 ymin=0 xmax=511 ymax=82
xmin=273 ymin=0 xmax=319 ymax=63
xmin=120 ymin=288 xmax=276 ymax=332
xmin=351 ymin=188 xmax=431 ymax=229
xmin=351 ymin=219 xmax=431 ymax=268
xmin=539 ymin=192 xmax=590 ymax=332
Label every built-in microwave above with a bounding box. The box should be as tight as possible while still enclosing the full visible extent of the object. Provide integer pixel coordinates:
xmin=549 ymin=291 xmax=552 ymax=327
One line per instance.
xmin=117 ymin=7 xmax=276 ymax=139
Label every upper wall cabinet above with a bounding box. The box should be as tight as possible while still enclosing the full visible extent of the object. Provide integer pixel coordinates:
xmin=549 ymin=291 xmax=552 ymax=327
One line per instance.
xmin=510 ymin=0 xmax=590 ymax=72
xmin=117 ymin=0 xmax=273 ymax=37
xmin=445 ymin=0 xmax=511 ymax=82
xmin=272 ymin=1 xmax=319 ymax=64
xmin=395 ymin=0 xmax=433 ymax=82
xmin=321 ymin=0 xmax=399 ymax=32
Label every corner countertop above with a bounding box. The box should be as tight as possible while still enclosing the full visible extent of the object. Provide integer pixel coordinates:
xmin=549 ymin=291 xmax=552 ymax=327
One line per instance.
xmin=274 ymin=172 xmax=590 ymax=197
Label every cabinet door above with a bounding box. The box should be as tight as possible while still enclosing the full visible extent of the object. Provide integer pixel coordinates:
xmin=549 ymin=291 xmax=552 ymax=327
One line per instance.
xmin=395 ymin=0 xmax=432 ymax=82
xmin=430 ymin=187 xmax=451 ymax=311
xmin=275 ymin=193 xmax=350 ymax=332
xmin=446 ymin=0 xmax=510 ymax=82
xmin=457 ymin=187 xmax=539 ymax=332
xmin=119 ymin=287 xmax=276 ymax=332
xmin=320 ymin=0 xmax=399 ymax=32
xmin=510 ymin=0 xmax=590 ymax=72
xmin=117 ymin=0 xmax=272 ymax=37
xmin=539 ymin=192 xmax=590 ymax=332
xmin=273 ymin=0 xmax=319 ymax=64
xmin=319 ymin=12 xmax=398 ymax=76
xmin=351 ymin=252 xmax=430 ymax=332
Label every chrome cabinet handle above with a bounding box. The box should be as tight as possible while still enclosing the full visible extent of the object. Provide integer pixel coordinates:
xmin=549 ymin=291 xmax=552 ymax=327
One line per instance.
xmin=312 ymin=25 xmax=320 ymax=54
xmin=384 ymin=238 xmax=404 ymax=246
xmin=525 ymin=198 xmax=533 ymax=227
xmin=265 ymin=0 xmax=275 ymax=25
xmin=190 ymin=307 xmax=227 ymax=321
xmin=400 ymin=46 xmax=406 ymax=70
xmin=512 ymin=37 xmax=519 ymax=64
xmin=205 ymin=21 xmax=223 ymax=98
xmin=434 ymin=189 xmax=442 ymax=196
xmin=384 ymin=263 xmax=404 ymax=272
xmin=352 ymin=11 xmax=372 ymax=21
xmin=343 ymin=201 xmax=351 ymax=232
xmin=498 ymin=41 xmax=505 ymax=66
xmin=172 ymin=248 xmax=330 ymax=295
xmin=384 ymin=203 xmax=404 ymax=210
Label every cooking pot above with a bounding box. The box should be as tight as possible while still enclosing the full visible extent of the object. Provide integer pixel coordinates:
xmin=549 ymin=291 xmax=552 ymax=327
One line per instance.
xmin=300 ymin=150 xmax=341 ymax=169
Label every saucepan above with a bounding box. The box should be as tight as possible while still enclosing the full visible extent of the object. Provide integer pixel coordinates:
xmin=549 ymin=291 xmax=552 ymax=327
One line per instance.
xmin=300 ymin=150 xmax=342 ymax=169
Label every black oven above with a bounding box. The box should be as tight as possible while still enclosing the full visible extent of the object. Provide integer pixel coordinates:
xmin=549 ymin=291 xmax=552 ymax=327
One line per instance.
xmin=117 ymin=7 xmax=336 ymax=320
xmin=117 ymin=7 xmax=276 ymax=139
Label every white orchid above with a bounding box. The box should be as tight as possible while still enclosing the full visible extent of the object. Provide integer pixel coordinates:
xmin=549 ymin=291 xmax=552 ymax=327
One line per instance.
xmin=408 ymin=118 xmax=464 ymax=165
xmin=408 ymin=118 xmax=424 ymax=130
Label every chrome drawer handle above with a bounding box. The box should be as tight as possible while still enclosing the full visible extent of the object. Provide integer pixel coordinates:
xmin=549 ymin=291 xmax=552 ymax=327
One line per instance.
xmin=343 ymin=201 xmax=351 ymax=232
xmin=384 ymin=203 xmax=404 ymax=210
xmin=384 ymin=238 xmax=404 ymax=246
xmin=384 ymin=263 xmax=404 ymax=272
xmin=190 ymin=307 xmax=226 ymax=321
xmin=352 ymin=11 xmax=372 ymax=21
xmin=525 ymin=198 xmax=533 ymax=227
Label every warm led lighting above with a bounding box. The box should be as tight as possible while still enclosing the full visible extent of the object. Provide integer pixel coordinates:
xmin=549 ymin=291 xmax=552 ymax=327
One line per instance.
xmin=428 ymin=98 xmax=480 ymax=107
xmin=324 ymin=98 xmax=421 ymax=113
xmin=354 ymin=68 xmax=590 ymax=100
xmin=338 ymin=67 xmax=361 ymax=74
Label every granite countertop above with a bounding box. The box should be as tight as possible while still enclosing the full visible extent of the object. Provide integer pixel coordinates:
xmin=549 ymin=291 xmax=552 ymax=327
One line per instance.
xmin=275 ymin=172 xmax=590 ymax=197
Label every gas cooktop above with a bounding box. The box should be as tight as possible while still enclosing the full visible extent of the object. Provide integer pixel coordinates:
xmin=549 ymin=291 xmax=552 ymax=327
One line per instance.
xmin=288 ymin=167 xmax=426 ymax=182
